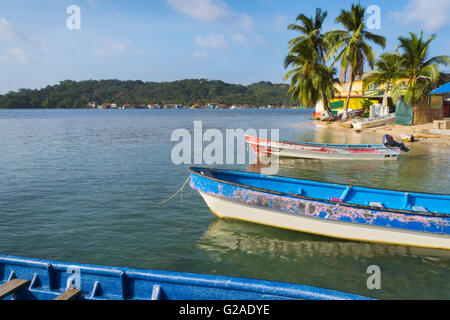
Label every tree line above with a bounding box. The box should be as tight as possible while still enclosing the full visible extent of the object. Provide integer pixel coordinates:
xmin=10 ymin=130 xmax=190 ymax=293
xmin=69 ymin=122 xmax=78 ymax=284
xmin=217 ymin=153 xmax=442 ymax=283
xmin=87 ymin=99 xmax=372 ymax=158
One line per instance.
xmin=0 ymin=79 xmax=295 ymax=109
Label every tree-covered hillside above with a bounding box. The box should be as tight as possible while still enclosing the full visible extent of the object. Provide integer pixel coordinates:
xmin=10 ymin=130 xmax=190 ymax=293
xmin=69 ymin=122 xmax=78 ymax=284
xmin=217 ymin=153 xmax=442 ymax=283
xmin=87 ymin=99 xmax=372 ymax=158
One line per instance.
xmin=0 ymin=79 xmax=295 ymax=109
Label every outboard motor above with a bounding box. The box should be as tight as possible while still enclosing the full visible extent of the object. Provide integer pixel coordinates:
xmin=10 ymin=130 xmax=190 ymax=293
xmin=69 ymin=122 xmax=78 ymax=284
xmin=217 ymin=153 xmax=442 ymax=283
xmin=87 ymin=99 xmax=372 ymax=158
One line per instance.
xmin=382 ymin=134 xmax=409 ymax=152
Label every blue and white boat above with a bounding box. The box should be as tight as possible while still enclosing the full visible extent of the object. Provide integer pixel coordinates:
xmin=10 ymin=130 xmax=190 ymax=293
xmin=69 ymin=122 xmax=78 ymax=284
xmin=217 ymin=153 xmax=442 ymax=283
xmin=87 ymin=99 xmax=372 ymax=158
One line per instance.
xmin=0 ymin=254 xmax=369 ymax=300
xmin=190 ymin=167 xmax=450 ymax=250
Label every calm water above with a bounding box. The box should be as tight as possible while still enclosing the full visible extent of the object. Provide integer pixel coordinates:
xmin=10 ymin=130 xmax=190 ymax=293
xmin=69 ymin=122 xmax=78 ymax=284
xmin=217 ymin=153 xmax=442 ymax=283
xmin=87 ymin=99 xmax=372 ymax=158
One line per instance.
xmin=0 ymin=109 xmax=449 ymax=299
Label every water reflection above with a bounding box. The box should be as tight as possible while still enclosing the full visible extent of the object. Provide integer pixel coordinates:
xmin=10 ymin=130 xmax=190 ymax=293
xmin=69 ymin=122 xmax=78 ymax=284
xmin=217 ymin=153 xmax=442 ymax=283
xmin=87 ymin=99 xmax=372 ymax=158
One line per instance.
xmin=198 ymin=219 xmax=450 ymax=261
xmin=246 ymin=133 xmax=448 ymax=194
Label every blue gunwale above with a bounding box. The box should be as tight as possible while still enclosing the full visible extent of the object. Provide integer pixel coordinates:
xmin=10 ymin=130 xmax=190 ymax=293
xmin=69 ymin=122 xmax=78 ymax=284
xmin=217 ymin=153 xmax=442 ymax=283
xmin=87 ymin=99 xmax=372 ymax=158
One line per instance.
xmin=248 ymin=135 xmax=390 ymax=149
xmin=189 ymin=167 xmax=450 ymax=217
xmin=277 ymin=139 xmax=387 ymax=149
xmin=0 ymin=254 xmax=371 ymax=300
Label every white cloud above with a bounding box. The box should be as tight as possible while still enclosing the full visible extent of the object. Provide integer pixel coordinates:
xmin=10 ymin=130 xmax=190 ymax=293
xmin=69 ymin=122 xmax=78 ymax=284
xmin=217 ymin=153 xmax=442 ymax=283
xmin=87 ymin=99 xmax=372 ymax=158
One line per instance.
xmin=0 ymin=17 xmax=32 ymax=44
xmin=86 ymin=0 xmax=99 ymax=9
xmin=390 ymin=0 xmax=450 ymax=31
xmin=0 ymin=17 xmax=48 ymax=51
xmin=234 ymin=13 xmax=254 ymax=33
xmin=230 ymin=32 xmax=246 ymax=44
xmin=167 ymin=0 xmax=230 ymax=22
xmin=254 ymin=34 xmax=268 ymax=47
xmin=95 ymin=38 xmax=143 ymax=56
xmin=195 ymin=33 xmax=229 ymax=49
xmin=273 ymin=14 xmax=287 ymax=31
xmin=166 ymin=0 xmax=254 ymax=32
xmin=194 ymin=49 xmax=208 ymax=60
xmin=0 ymin=47 xmax=29 ymax=64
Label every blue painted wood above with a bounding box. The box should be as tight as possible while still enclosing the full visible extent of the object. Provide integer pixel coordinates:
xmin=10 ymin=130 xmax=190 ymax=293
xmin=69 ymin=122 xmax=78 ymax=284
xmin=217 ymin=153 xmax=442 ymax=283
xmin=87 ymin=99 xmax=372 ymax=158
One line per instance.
xmin=340 ymin=186 xmax=352 ymax=202
xmin=0 ymin=254 xmax=371 ymax=300
xmin=191 ymin=168 xmax=450 ymax=215
xmin=189 ymin=167 xmax=450 ymax=236
xmin=430 ymin=82 xmax=450 ymax=95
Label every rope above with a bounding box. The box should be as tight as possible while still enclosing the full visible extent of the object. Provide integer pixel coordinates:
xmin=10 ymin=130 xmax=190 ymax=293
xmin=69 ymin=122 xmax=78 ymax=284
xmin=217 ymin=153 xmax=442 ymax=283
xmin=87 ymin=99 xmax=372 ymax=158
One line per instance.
xmin=158 ymin=176 xmax=191 ymax=206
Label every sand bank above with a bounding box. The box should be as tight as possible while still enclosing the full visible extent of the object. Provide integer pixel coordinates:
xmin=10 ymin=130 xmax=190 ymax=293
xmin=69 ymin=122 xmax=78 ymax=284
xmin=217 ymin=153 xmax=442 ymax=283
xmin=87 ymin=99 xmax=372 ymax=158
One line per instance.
xmin=318 ymin=120 xmax=450 ymax=147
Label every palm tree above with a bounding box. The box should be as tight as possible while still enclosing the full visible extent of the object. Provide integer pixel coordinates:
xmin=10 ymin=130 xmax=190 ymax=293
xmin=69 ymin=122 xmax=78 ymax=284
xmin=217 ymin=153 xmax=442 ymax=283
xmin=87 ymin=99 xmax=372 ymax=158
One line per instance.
xmin=363 ymin=50 xmax=403 ymax=108
xmin=397 ymin=32 xmax=449 ymax=105
xmin=287 ymin=8 xmax=328 ymax=63
xmin=326 ymin=3 xmax=386 ymax=118
xmin=284 ymin=8 xmax=335 ymax=116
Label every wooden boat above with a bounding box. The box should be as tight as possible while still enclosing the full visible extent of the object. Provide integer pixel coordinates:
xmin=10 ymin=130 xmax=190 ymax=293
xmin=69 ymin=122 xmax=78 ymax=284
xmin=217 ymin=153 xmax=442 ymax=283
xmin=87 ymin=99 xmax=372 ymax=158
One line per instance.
xmin=190 ymin=167 xmax=450 ymax=250
xmin=0 ymin=254 xmax=369 ymax=300
xmin=245 ymin=135 xmax=401 ymax=160
xmin=312 ymin=108 xmax=364 ymax=119
xmin=337 ymin=108 xmax=365 ymax=118
xmin=352 ymin=113 xmax=395 ymax=130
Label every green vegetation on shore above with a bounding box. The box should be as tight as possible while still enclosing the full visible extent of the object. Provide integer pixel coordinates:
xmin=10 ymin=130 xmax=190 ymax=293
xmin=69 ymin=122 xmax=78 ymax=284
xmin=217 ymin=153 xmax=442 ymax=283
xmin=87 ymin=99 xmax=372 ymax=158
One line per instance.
xmin=0 ymin=79 xmax=295 ymax=109
xmin=284 ymin=3 xmax=449 ymax=120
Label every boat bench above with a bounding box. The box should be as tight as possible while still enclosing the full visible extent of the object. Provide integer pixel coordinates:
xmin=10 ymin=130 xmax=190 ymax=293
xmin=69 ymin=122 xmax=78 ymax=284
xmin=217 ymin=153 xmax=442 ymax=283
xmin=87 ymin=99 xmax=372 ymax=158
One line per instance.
xmin=0 ymin=279 xmax=30 ymax=299
xmin=54 ymin=289 xmax=81 ymax=300
xmin=0 ymin=279 xmax=82 ymax=300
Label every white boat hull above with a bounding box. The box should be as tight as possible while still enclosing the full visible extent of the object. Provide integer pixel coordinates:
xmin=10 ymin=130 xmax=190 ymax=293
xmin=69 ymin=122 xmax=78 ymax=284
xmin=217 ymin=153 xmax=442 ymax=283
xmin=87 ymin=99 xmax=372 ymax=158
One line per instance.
xmin=199 ymin=192 xmax=450 ymax=250
xmin=265 ymin=147 xmax=398 ymax=160
xmin=352 ymin=114 xmax=396 ymax=130
xmin=246 ymin=136 xmax=400 ymax=160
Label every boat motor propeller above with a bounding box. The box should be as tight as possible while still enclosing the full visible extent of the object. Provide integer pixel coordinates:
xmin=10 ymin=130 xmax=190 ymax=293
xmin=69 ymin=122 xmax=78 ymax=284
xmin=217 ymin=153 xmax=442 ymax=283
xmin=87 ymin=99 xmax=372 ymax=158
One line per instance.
xmin=382 ymin=134 xmax=409 ymax=152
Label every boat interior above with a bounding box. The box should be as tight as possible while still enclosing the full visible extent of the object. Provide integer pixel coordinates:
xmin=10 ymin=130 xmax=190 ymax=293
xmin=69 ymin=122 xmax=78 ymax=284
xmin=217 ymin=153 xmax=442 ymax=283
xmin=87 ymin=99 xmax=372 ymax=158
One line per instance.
xmin=193 ymin=168 xmax=450 ymax=215
xmin=247 ymin=135 xmax=388 ymax=149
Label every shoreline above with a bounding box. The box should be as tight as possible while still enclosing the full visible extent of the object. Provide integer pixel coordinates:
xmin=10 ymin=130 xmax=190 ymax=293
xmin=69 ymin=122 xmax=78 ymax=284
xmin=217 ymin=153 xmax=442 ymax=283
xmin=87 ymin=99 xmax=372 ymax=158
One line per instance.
xmin=319 ymin=119 xmax=450 ymax=147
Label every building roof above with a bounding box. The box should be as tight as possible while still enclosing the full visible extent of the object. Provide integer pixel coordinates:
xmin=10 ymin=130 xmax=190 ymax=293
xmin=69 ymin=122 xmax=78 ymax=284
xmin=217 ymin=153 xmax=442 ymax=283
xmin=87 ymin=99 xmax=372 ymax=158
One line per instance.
xmin=430 ymin=82 xmax=450 ymax=95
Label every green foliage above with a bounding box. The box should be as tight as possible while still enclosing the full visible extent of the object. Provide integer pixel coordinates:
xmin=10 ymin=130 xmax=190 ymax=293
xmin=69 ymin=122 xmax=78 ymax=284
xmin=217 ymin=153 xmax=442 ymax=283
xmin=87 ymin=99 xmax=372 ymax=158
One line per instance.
xmin=358 ymin=99 xmax=371 ymax=118
xmin=325 ymin=3 xmax=386 ymax=112
xmin=0 ymin=79 xmax=293 ymax=109
xmin=360 ymin=98 xmax=372 ymax=110
xmin=284 ymin=8 xmax=336 ymax=113
xmin=397 ymin=32 xmax=449 ymax=105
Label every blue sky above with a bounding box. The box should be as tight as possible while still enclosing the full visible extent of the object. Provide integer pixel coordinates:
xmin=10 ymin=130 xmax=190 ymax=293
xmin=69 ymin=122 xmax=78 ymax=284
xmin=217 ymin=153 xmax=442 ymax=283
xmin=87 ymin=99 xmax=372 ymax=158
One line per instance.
xmin=1 ymin=0 xmax=449 ymax=93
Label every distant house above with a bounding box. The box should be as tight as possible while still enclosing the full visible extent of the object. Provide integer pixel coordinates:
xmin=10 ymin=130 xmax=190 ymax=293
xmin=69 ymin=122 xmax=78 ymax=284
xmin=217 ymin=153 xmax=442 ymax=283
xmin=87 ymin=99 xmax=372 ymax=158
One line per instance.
xmin=88 ymin=101 xmax=97 ymax=108
xmin=215 ymin=104 xmax=228 ymax=109
xmin=148 ymin=104 xmax=161 ymax=109
xmin=122 ymin=104 xmax=131 ymax=109
xmin=110 ymin=103 xmax=118 ymax=109
xmin=191 ymin=104 xmax=200 ymax=109
xmin=429 ymin=82 xmax=450 ymax=118
xmin=98 ymin=103 xmax=111 ymax=109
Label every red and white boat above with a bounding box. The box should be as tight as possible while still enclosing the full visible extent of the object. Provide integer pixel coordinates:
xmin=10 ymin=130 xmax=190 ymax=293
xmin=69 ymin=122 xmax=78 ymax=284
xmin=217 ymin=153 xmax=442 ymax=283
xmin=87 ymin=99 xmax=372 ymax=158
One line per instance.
xmin=245 ymin=135 xmax=406 ymax=160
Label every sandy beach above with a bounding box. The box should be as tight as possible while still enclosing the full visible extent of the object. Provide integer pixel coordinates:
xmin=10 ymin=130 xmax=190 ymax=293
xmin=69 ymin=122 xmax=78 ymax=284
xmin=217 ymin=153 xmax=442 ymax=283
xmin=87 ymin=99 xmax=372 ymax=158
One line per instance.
xmin=321 ymin=120 xmax=450 ymax=147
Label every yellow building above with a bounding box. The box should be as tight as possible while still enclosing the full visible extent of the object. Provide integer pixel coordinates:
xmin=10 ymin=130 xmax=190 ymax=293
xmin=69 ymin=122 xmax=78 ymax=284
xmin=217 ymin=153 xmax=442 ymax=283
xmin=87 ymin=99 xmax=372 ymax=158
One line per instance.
xmin=316 ymin=75 xmax=408 ymax=115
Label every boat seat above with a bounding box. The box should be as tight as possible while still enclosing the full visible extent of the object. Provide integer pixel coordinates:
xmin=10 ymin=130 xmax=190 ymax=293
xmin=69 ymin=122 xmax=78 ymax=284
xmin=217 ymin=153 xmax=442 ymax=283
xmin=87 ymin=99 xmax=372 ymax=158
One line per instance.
xmin=151 ymin=285 xmax=162 ymax=300
xmin=370 ymin=202 xmax=384 ymax=208
xmin=54 ymin=289 xmax=81 ymax=300
xmin=0 ymin=279 xmax=31 ymax=299
xmin=288 ymin=188 xmax=303 ymax=196
xmin=412 ymin=206 xmax=428 ymax=213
